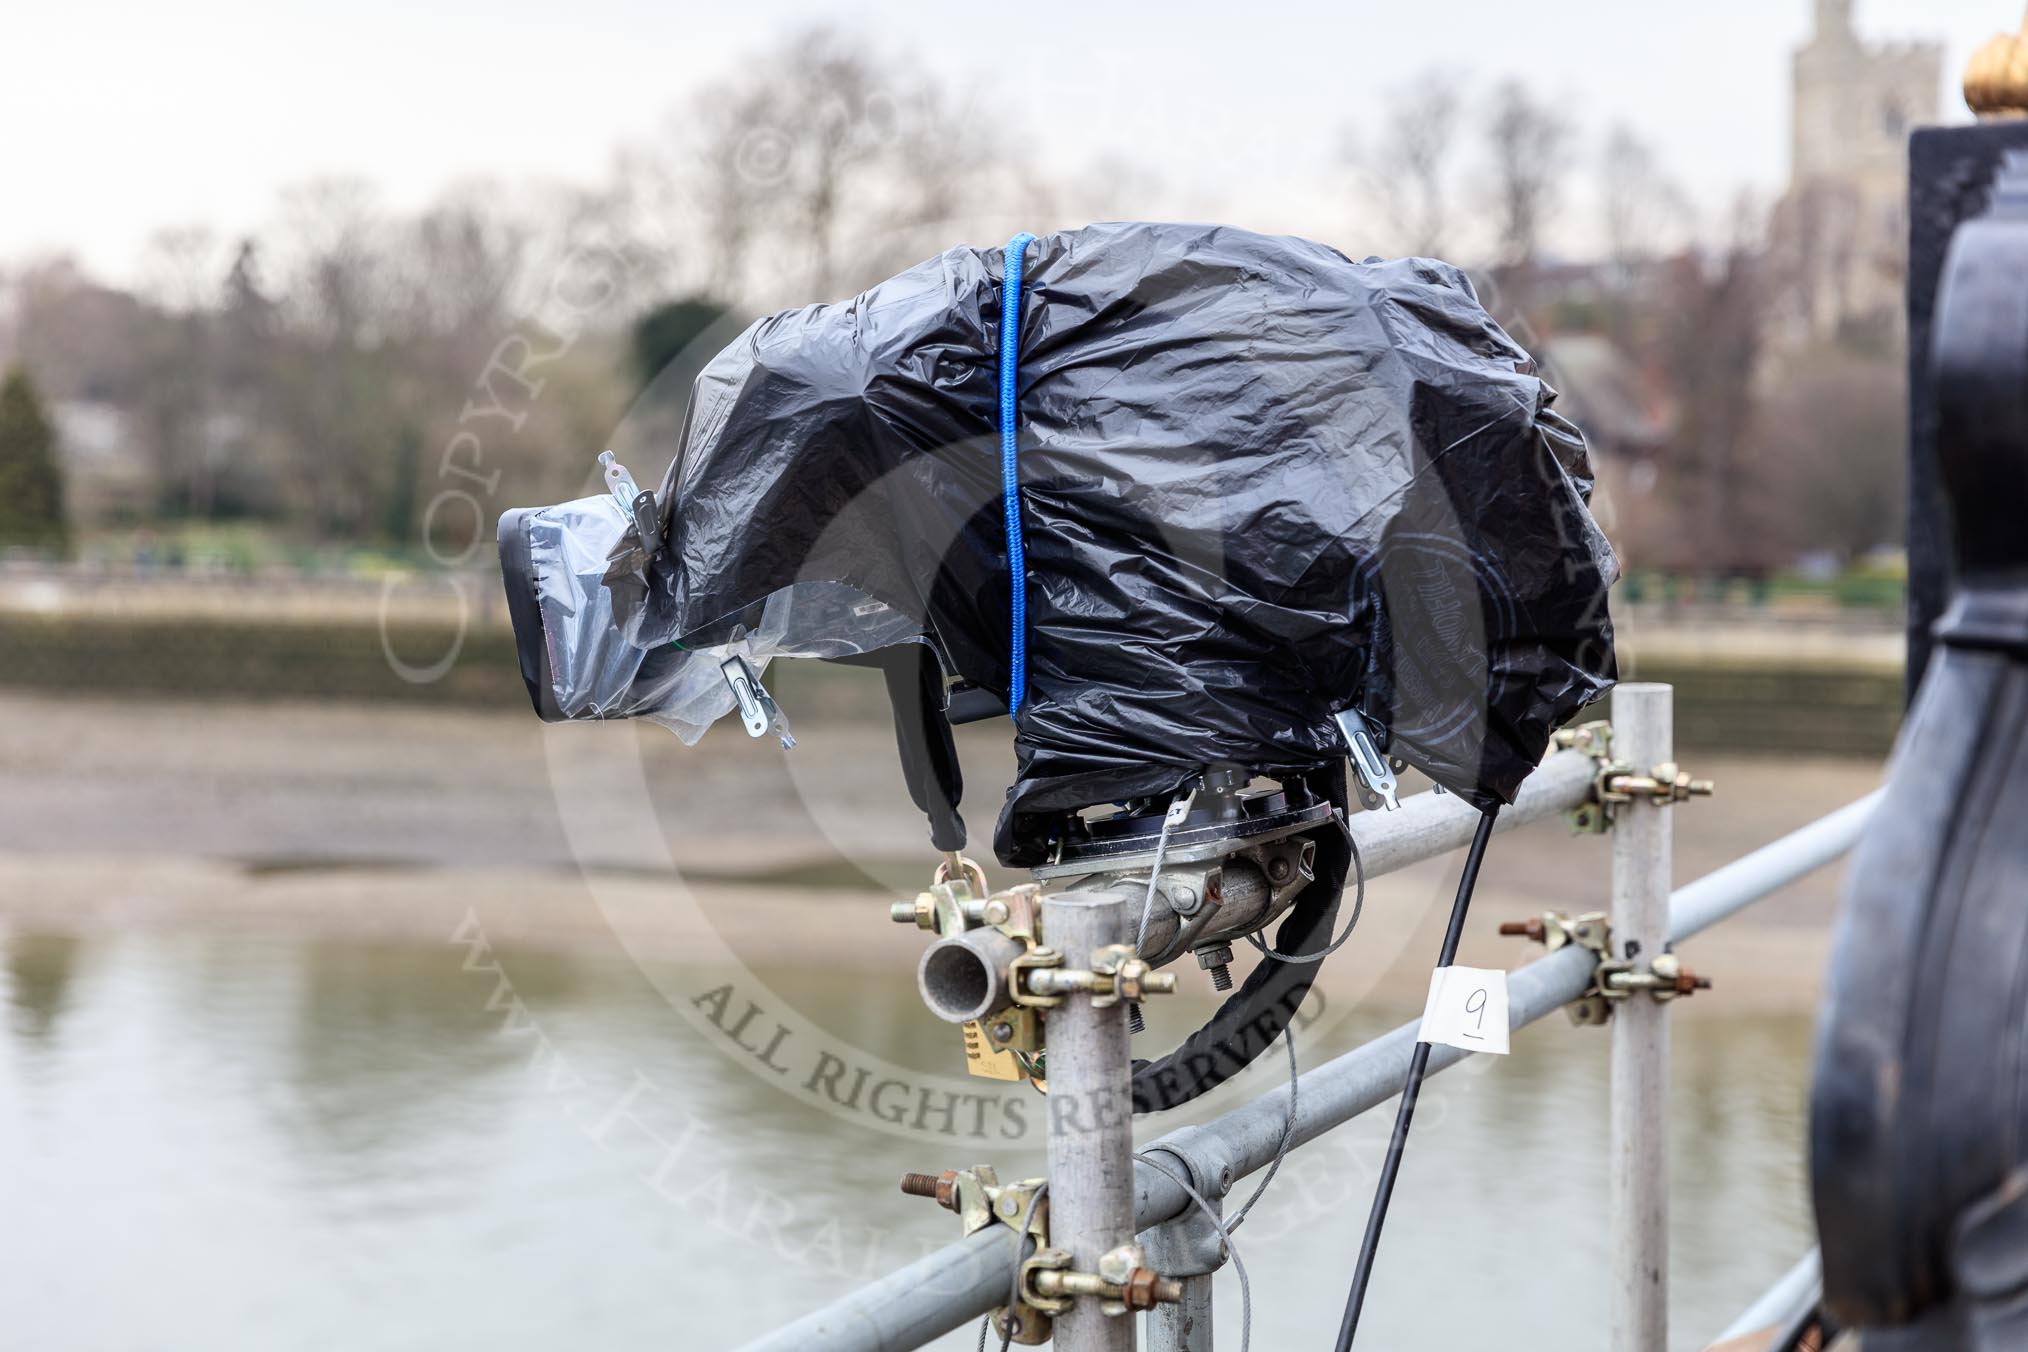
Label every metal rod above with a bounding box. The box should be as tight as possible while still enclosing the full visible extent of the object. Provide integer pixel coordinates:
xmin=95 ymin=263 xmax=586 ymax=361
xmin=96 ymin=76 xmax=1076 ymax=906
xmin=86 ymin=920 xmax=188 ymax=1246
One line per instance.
xmin=1042 ymin=890 xmax=1137 ymax=1352
xmin=1343 ymin=747 xmax=1590 ymax=878
xmin=1334 ymin=808 xmax=1500 ymax=1348
xmin=737 ymin=789 xmax=1880 ymax=1352
xmin=1609 ymin=683 xmax=1672 ymax=1350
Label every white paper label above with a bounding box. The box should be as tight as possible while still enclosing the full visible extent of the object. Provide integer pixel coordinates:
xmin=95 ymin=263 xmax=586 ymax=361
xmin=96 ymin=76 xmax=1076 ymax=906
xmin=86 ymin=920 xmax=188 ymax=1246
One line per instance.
xmin=1418 ymin=966 xmax=1510 ymax=1055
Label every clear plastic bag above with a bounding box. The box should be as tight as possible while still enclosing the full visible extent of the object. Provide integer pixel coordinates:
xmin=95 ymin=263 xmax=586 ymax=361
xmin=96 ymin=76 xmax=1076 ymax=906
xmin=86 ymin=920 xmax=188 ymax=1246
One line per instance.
xmin=499 ymin=493 xmax=924 ymax=741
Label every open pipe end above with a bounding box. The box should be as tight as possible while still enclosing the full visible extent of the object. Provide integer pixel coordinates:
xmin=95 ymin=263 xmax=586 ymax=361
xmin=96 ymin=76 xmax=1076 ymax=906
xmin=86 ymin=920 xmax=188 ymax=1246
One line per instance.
xmin=917 ymin=929 xmax=1021 ymax=1025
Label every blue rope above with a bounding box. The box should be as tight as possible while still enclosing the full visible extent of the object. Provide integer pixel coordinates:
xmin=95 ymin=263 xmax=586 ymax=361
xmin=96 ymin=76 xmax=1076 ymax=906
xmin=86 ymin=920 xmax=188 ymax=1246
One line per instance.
xmin=999 ymin=231 xmax=1037 ymax=715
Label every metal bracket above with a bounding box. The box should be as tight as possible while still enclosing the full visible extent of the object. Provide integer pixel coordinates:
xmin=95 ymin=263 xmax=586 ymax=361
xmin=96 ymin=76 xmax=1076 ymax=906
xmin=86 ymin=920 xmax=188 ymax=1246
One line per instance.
xmin=903 ymin=1168 xmax=1186 ymax=1339
xmin=890 ymin=881 xmax=1055 ymax=1074
xmin=899 ymin=1164 xmax=1048 ymax=1239
xmin=1021 ymin=943 xmax=1178 ymax=1008
xmin=901 ymin=1166 xmax=1056 ymax=1344
xmin=1336 ymin=708 xmax=1401 ymax=811
xmin=597 ymin=449 xmax=662 ymax=555
xmin=934 ymin=852 xmax=990 ymax=897
xmin=1598 ymin=951 xmax=1713 ymax=1006
xmin=1141 ymin=1181 xmax=1228 ymax=1277
xmin=1018 ymin=1241 xmax=1186 ymax=1321
xmin=720 ymin=654 xmax=795 ymax=749
xmin=1005 ymin=945 xmax=1063 ymax=1013
xmin=1499 ymin=910 xmax=1712 ymax=1025
xmin=1553 ymin=721 xmax=1714 ymax=833
xmin=887 ymin=885 xmax=1176 ymax=1081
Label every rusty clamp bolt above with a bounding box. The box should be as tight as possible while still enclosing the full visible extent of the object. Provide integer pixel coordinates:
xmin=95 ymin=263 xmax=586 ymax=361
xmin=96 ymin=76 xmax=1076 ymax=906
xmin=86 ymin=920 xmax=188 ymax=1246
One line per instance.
xmin=1119 ymin=1266 xmax=1187 ymax=1312
xmin=1022 ymin=945 xmax=1178 ymax=1009
xmin=1604 ymin=951 xmax=1712 ymax=1002
xmin=1498 ymin=912 xmax=1708 ymax=1021
xmin=890 ymin=893 xmax=937 ymax=929
xmin=898 ymin=1169 xmax=960 ymax=1211
xmin=1025 ymin=1244 xmax=1184 ymax=1316
xmin=1605 ymin=761 xmax=1716 ymax=806
xmin=1496 ymin=910 xmax=1608 ymax=956
xmin=1552 ymin=720 xmax=1716 ymax=831
xmin=1107 ymin=951 xmax=1177 ymax=1006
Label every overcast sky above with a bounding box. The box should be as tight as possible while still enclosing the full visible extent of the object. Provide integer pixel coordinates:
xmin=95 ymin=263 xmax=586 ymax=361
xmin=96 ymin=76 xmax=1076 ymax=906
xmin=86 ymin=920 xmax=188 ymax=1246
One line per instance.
xmin=5 ymin=0 xmax=2009 ymax=284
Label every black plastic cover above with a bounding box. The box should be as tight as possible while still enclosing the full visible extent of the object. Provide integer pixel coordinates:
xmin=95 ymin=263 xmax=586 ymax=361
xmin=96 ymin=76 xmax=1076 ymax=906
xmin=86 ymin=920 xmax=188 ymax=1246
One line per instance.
xmin=608 ymin=222 xmax=1617 ymax=864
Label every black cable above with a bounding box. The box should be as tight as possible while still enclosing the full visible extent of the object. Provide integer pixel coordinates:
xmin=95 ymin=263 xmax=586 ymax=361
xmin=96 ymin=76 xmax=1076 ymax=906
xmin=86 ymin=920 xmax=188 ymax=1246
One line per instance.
xmin=1332 ymin=806 xmax=1500 ymax=1351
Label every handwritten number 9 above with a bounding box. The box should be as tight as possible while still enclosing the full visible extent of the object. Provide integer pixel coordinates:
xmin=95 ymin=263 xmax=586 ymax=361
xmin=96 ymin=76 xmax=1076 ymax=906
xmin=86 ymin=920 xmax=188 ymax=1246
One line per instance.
xmin=1464 ymin=986 xmax=1488 ymax=1030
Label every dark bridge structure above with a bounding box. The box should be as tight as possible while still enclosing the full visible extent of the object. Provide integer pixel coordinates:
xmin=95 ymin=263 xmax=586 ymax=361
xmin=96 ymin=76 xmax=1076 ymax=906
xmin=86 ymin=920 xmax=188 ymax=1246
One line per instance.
xmin=1804 ymin=121 xmax=2028 ymax=1352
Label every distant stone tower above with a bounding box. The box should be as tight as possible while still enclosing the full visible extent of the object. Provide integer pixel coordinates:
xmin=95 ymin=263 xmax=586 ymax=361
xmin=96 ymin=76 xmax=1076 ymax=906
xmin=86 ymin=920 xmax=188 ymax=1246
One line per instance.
xmin=1773 ymin=0 xmax=1941 ymax=348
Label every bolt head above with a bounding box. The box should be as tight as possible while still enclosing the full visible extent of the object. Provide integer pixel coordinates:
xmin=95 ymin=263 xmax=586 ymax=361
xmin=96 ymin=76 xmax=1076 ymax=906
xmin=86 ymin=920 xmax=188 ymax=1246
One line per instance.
xmin=1096 ymin=1245 xmax=1140 ymax=1285
xmin=991 ymin=1021 xmax=1015 ymax=1042
xmin=1194 ymin=942 xmax=1235 ymax=969
xmin=1122 ymin=1269 xmax=1159 ymax=1311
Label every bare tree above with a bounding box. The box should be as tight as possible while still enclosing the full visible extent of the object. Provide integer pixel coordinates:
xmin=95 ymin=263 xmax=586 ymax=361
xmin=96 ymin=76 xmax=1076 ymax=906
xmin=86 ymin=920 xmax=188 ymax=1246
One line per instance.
xmin=392 ymin=184 xmax=530 ymax=347
xmin=1483 ymin=82 xmax=1571 ymax=303
xmin=139 ymin=226 xmax=222 ymax=312
xmin=9 ymin=258 xmax=151 ymax=405
xmin=1636 ymin=196 xmax=1773 ymax=578
xmin=1748 ymin=348 xmax=1905 ymax=561
xmin=1599 ymin=124 xmax=1686 ymax=280
xmin=674 ymin=26 xmax=990 ymax=306
xmin=270 ymin=178 xmax=388 ymax=346
xmin=1351 ymin=74 xmax=1464 ymax=257
xmin=1592 ymin=124 xmax=1689 ymax=348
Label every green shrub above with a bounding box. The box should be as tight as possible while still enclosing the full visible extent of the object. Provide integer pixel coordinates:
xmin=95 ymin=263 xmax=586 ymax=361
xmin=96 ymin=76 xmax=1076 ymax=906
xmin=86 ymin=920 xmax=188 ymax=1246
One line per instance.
xmin=0 ymin=367 xmax=69 ymax=554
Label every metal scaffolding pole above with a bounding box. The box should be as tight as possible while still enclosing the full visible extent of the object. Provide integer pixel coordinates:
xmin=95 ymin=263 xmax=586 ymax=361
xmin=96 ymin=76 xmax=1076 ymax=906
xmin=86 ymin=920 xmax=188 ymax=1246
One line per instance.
xmin=1141 ymin=1193 xmax=1218 ymax=1352
xmin=1042 ymin=891 xmax=1138 ymax=1352
xmin=739 ymin=788 xmax=1881 ymax=1352
xmin=1608 ymin=684 xmax=1672 ymax=1350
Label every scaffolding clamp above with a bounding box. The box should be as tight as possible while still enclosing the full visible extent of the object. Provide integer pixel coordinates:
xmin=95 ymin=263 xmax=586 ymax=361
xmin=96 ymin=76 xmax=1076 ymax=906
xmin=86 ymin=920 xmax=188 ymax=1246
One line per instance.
xmin=1553 ymin=721 xmax=1715 ymax=833
xmin=1019 ymin=943 xmax=1177 ymax=1009
xmin=1498 ymin=909 xmax=1712 ymax=1025
xmin=900 ymin=1165 xmax=1057 ymax=1344
xmin=1020 ymin=1241 xmax=1187 ymax=1322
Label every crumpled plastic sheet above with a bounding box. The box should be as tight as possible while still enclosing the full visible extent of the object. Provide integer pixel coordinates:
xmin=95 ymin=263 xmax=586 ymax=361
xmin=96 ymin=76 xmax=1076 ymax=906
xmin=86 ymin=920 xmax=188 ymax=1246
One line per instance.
xmin=509 ymin=494 xmax=922 ymax=741
xmin=520 ymin=222 xmax=1616 ymax=865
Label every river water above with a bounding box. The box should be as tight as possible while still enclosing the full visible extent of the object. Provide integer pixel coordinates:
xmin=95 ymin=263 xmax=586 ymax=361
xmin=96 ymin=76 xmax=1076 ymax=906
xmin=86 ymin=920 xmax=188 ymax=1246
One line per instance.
xmin=0 ymin=928 xmax=1817 ymax=1351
